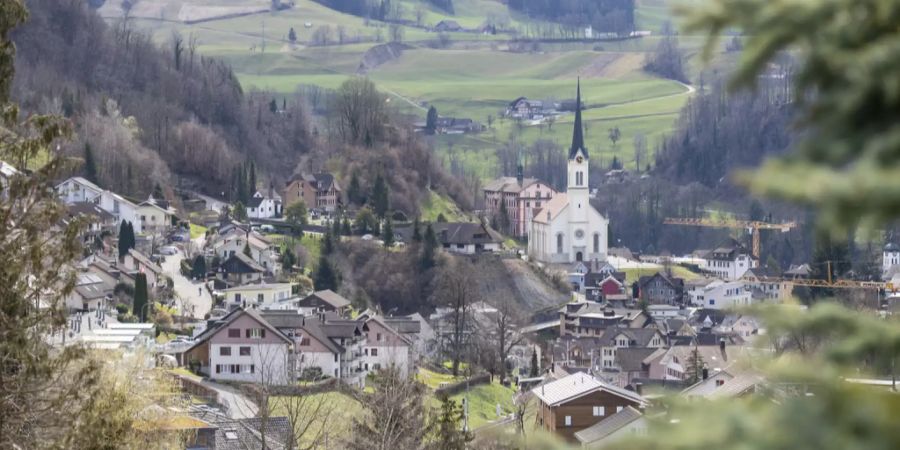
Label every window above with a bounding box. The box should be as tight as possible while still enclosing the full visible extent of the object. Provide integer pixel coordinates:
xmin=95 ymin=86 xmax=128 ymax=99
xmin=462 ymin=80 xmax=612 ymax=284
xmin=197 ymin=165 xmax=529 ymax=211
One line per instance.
xmin=300 ymin=337 xmax=311 ymax=346
xmin=557 ymin=234 xmax=563 ymax=254
xmin=564 ymin=416 xmax=572 ymax=427
xmin=373 ymin=363 xmax=381 ymax=370
xmin=228 ymin=328 xmax=241 ymax=338
xmin=257 ymin=293 xmax=264 ymax=303
xmin=371 ymin=348 xmax=378 ymax=357
xmin=234 ymin=293 xmax=242 ymax=304
xmin=593 ymin=406 xmax=605 ymax=416
xmin=215 ymin=364 xmax=221 ymax=374
xmin=220 ymin=346 xmax=231 ymax=356
xmin=716 ymin=379 xmax=726 ymax=387
xmin=247 ymin=328 xmax=266 ymax=339
xmin=593 ymin=233 xmax=600 ymax=253
xmin=364 ymin=348 xmax=369 ymax=356
xmin=376 ymin=333 xmax=383 ymax=342
xmin=617 ymin=406 xmax=624 ymax=413
xmin=239 ymin=347 xmax=251 ymax=356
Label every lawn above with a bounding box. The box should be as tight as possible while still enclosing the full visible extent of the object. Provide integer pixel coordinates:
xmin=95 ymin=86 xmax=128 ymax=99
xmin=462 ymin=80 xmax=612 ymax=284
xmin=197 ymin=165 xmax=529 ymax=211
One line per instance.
xmin=623 ymin=264 xmax=701 ymax=284
xmin=189 ymin=223 xmax=208 ymax=239
xmin=416 ymin=367 xmax=464 ymax=389
xmin=445 ymin=381 xmax=517 ymax=430
xmin=268 ymin=391 xmax=362 ymax=447
xmin=420 ymin=190 xmax=472 ymax=222
xmin=268 ymin=233 xmax=323 ymax=271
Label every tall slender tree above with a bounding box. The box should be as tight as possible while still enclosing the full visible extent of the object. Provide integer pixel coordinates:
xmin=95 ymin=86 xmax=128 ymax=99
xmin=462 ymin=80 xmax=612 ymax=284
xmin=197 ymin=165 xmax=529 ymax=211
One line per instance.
xmin=133 ymin=273 xmax=149 ymax=322
xmin=382 ymin=217 xmax=394 ymax=247
xmin=83 ymin=142 xmax=98 ymax=184
xmin=371 ymin=174 xmax=389 ymax=219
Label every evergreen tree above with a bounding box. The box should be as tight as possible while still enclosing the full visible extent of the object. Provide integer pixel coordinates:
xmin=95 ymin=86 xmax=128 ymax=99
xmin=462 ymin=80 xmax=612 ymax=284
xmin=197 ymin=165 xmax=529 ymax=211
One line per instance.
xmin=191 ymin=255 xmax=207 ymax=279
xmin=685 ymin=345 xmax=706 ymax=385
xmin=248 ymin=161 xmax=257 ymax=196
xmin=313 ymin=255 xmax=339 ymax=291
xmin=232 ymin=201 xmax=248 ymax=221
xmin=83 ymin=142 xmax=98 ymax=184
xmin=133 ymin=273 xmax=149 ymax=322
xmin=412 ymin=216 xmax=422 ymax=242
xmin=437 ymin=213 xmax=447 ymax=223
xmin=282 ymin=247 xmax=296 ymax=272
xmin=425 ymin=105 xmax=438 ymax=135
xmin=332 ymin=217 xmax=341 ymax=237
xmin=322 ymin=229 xmax=335 ymax=255
xmin=288 ymin=27 xmax=297 ymax=42
xmin=382 ymin=217 xmax=394 ymax=247
xmin=810 ymin=228 xmax=851 ymax=301
xmin=529 ymin=349 xmax=539 ymax=377
xmin=420 ymin=224 xmax=438 ymax=269
xmin=342 ymin=216 xmax=352 ymax=236
xmin=269 ymin=98 xmax=278 ymax=113
xmin=118 ymin=220 xmax=129 ymax=259
xmin=430 ymin=394 xmax=473 ymax=450
xmin=347 ymin=171 xmax=363 ymax=205
xmin=152 ymin=183 xmax=164 ymax=201
xmin=498 ymin=198 xmax=510 ymax=234
xmin=371 ymin=174 xmax=389 ymax=219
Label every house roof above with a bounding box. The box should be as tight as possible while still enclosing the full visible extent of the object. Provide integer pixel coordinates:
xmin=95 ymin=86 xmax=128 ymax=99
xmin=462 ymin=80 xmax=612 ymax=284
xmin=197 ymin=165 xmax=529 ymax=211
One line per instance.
xmin=784 ymin=263 xmax=812 ymax=277
xmin=186 ymin=308 xmax=293 ymax=354
xmin=222 ymin=282 xmax=292 ymax=292
xmin=433 ymin=222 xmax=502 ymax=245
xmin=483 ymin=176 xmax=542 ymax=193
xmin=0 ymin=160 xmax=17 ymax=178
xmin=639 ymin=272 xmax=684 ymax=290
xmin=259 ymin=312 xmax=345 ymax=354
xmin=57 ymin=176 xmax=102 ymax=193
xmin=615 ymin=347 xmax=661 ymax=372
xmin=366 ymin=314 xmax=413 ymax=346
xmin=128 ymin=249 xmax=163 ymax=275
xmin=189 ymin=407 xmax=291 ymax=450
xmin=531 ymin=372 xmax=646 ymax=407
xmin=531 ymin=193 xmax=568 ymax=224
xmin=67 ymin=202 xmax=115 ymax=222
xmin=707 ymin=372 xmax=764 ymax=399
xmin=574 ymin=406 xmax=643 ymax=444
xmin=305 ymin=289 xmax=351 ymax=309
xmin=246 ymin=196 xmax=265 ymax=208
xmin=680 ymin=369 xmax=736 ymax=397
xmin=598 ymin=327 xmax=663 ymax=347
xmin=224 ymin=253 xmax=266 ymax=273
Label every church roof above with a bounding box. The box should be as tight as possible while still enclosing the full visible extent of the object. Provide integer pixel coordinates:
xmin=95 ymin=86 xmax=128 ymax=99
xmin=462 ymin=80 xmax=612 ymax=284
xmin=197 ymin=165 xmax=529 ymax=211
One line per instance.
xmin=532 ymin=193 xmax=569 ymax=224
xmin=569 ymin=79 xmax=587 ymax=160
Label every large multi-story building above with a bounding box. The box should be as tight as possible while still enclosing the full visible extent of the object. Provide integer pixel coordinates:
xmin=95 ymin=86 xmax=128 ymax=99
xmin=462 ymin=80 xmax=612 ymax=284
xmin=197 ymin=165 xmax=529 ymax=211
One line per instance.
xmin=282 ymin=173 xmax=342 ymax=213
xmin=483 ymin=173 xmax=556 ymax=237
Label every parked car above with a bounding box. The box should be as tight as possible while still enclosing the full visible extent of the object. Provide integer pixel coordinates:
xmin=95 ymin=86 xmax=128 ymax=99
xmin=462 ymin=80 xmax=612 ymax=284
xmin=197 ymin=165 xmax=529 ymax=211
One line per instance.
xmin=260 ymin=224 xmax=275 ymax=232
xmin=361 ymin=234 xmax=373 ymax=241
xmin=159 ymin=246 xmax=178 ymax=255
xmin=170 ymin=235 xmax=185 ymax=242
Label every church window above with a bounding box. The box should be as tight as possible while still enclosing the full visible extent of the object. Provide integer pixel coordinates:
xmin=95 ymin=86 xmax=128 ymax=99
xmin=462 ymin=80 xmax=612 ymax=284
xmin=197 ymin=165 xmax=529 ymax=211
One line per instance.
xmin=593 ymin=234 xmax=600 ymax=253
xmin=557 ymin=234 xmax=564 ymax=254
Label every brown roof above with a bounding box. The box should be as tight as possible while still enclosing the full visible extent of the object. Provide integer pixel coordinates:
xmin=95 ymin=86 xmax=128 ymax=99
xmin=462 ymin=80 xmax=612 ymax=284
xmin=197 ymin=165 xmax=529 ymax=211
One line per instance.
xmin=306 ymin=289 xmax=351 ymax=309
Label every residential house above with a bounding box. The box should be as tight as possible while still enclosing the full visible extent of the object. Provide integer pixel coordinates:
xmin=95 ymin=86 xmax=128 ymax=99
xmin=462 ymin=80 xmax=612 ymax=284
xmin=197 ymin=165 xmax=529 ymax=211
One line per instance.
xmin=680 ymin=369 xmax=763 ymax=399
xmin=638 ymin=273 xmax=685 ymax=306
xmin=212 ymin=229 xmax=280 ymax=274
xmin=433 ymin=117 xmax=482 ymax=134
xmin=701 ymin=239 xmax=757 ymax=280
xmin=183 ymin=308 xmax=294 ymax=384
xmin=532 ymin=372 xmax=647 ymax=442
xmin=574 ymin=406 xmax=647 ymax=448
xmin=686 ymin=278 xmax=752 ymax=309
xmin=784 ymin=263 xmax=812 ymax=279
xmin=67 ymin=202 xmax=116 ymax=248
xmin=296 ymin=289 xmax=352 ymax=315
xmin=0 ymin=160 xmax=18 ymax=200
xmin=432 ymin=221 xmax=503 ymax=254
xmin=484 ymin=174 xmax=557 ymax=238
xmin=282 ymin=173 xmax=342 ymax=213
xmin=136 ymin=196 xmax=175 ymax=233
xmin=122 ymin=248 xmax=164 ymax=288
xmin=223 ymin=282 xmax=294 ymax=309
xmin=559 ymin=301 xmax=650 ymax=338
xmin=246 ymin=188 xmax=282 ymax=219
xmin=433 ymin=19 xmax=462 ymax=32
xmin=614 ymin=347 xmax=666 ymax=389
xmin=742 ymin=267 xmax=791 ymax=301
xmin=884 ymin=242 xmax=900 ymax=280
xmin=584 ymin=273 xmax=627 ymax=302
xmin=56 ymin=176 xmax=103 ymax=204
xmin=386 ymin=313 xmax=431 ymax=361
xmin=360 ymin=314 xmax=414 ymax=376
xmin=66 ymin=272 xmax=111 ymax=311
xmin=506 ymin=97 xmax=544 ymax=119
xmin=596 ymin=328 xmax=666 ymax=370
xmin=99 ymin=190 xmax=142 ymax=233
xmin=219 ymin=253 xmax=266 ymax=285
xmin=187 ymin=407 xmax=291 ymax=450
xmin=716 ymin=314 xmax=760 ymax=340
xmin=645 ymin=344 xmax=735 ymax=383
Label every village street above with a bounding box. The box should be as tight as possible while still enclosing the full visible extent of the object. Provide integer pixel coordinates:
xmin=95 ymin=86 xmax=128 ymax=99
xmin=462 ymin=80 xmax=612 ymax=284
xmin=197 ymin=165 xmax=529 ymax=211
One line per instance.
xmin=161 ymin=239 xmax=212 ymax=320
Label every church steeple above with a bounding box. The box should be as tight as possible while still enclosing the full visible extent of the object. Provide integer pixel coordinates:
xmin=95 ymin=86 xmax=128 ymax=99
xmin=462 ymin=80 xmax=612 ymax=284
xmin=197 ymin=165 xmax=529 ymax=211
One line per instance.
xmin=569 ymin=78 xmax=587 ymax=160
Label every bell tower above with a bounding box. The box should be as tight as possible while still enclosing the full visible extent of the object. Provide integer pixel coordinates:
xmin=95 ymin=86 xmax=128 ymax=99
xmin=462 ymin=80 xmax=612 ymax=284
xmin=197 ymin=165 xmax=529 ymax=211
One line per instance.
xmin=568 ymin=79 xmax=589 ymax=225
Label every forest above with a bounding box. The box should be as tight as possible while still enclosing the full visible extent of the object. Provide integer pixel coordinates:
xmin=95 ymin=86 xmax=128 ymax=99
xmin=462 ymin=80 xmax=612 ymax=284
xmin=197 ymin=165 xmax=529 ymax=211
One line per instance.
xmin=507 ymin=0 xmax=635 ymax=34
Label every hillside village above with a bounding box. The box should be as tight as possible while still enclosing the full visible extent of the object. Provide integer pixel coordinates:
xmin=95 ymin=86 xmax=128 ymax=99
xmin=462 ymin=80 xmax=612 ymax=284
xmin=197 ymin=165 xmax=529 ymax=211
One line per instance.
xmin=4 ymin=0 xmax=900 ymax=449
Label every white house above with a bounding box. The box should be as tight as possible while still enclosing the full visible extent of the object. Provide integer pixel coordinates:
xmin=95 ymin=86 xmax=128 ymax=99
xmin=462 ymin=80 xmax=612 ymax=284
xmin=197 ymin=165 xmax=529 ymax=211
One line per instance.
xmin=223 ymin=283 xmax=294 ymax=308
xmin=136 ymin=197 xmax=175 ymax=233
xmin=56 ymin=177 xmax=103 ymax=204
xmin=688 ymin=279 xmax=752 ymax=309
xmin=246 ymin=189 xmax=282 ymax=219
xmin=701 ymin=239 xmax=757 ymax=280
xmin=529 ymin=81 xmax=609 ymax=264
xmin=883 ymin=242 xmax=900 ymax=280
xmin=212 ymin=229 xmax=280 ymax=275
xmin=98 ymin=191 xmax=141 ymax=233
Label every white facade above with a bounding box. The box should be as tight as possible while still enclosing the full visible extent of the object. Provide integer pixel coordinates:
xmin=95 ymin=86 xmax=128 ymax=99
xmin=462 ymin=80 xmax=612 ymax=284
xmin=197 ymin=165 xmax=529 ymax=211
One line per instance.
xmin=214 ymin=232 xmax=280 ymax=275
xmin=703 ymin=253 xmax=755 ymax=280
xmin=55 ymin=178 xmax=143 ymax=233
xmin=247 ymin=191 xmax=282 ymax=219
xmin=224 ymin=283 xmax=293 ymax=308
xmin=56 ymin=177 xmax=103 ymax=204
xmin=98 ymin=191 xmax=141 ymax=233
xmin=209 ymin=342 xmax=291 ymax=384
xmin=443 ymin=242 xmax=501 ymax=255
xmin=688 ymin=280 xmax=752 ymax=309
xmin=883 ymin=244 xmax=900 ymax=279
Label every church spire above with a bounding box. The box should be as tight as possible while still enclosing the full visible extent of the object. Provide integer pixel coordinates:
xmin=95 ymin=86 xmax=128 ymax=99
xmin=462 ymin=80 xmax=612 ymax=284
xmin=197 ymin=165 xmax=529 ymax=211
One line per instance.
xmin=569 ymin=78 xmax=587 ymax=160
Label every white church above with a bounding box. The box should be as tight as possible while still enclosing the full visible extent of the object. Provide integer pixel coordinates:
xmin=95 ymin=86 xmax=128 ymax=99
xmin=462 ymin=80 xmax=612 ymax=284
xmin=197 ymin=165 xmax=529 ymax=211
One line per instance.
xmin=528 ymin=81 xmax=609 ymax=264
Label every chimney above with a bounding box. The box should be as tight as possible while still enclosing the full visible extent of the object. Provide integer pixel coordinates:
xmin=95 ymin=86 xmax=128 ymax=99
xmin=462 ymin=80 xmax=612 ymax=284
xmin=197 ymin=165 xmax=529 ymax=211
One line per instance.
xmin=634 ymin=382 xmax=643 ymax=396
xmin=719 ymin=338 xmax=726 ymax=353
xmin=702 ymin=368 xmax=709 ymax=380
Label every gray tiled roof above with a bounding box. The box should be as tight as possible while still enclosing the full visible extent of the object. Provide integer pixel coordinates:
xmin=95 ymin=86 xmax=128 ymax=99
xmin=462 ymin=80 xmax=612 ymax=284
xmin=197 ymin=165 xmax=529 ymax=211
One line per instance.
xmin=574 ymin=406 xmax=643 ymax=444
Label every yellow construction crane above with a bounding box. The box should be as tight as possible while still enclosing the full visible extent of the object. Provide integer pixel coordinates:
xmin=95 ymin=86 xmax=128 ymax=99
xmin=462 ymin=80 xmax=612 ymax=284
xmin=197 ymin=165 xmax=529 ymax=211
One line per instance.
xmin=663 ymin=217 xmax=797 ymax=259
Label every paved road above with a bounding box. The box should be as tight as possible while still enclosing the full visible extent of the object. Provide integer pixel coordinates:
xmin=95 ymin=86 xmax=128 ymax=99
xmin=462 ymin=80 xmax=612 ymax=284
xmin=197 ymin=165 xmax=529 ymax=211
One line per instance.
xmin=162 ymin=245 xmax=212 ymax=320
xmin=203 ymin=379 xmax=260 ymax=419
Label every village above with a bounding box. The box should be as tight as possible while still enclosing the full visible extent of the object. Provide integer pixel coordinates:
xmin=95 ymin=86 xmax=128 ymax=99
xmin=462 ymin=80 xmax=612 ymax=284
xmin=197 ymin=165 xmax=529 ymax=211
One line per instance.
xmin=15 ymin=81 xmax=897 ymax=449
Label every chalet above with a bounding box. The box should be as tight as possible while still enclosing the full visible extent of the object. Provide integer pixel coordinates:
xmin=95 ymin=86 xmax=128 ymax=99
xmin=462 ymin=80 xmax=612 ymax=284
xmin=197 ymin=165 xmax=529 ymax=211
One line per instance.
xmin=433 ymin=19 xmax=462 ymax=32
xmin=183 ymin=308 xmax=294 ymax=384
xmin=614 ymin=347 xmax=666 ymax=388
xmin=283 ymin=173 xmax=342 ymax=212
xmin=507 ymin=97 xmax=544 ymax=119
xmin=532 ymin=372 xmax=646 ymax=442
xmin=296 ymin=289 xmax=352 ymax=314
xmin=638 ymin=273 xmax=684 ymax=306
xmin=219 ymin=253 xmax=266 ymax=285
xmin=595 ymin=328 xmax=666 ymax=370
xmin=645 ymin=344 xmax=734 ymax=383
xmin=483 ymin=174 xmax=557 ymax=237
xmin=574 ymin=406 xmax=647 ymax=448
xmin=136 ymin=196 xmax=176 ymax=233
xmin=701 ymin=238 xmax=757 ymax=280
xmin=433 ymin=222 xmax=503 ymax=254
xmin=559 ymin=302 xmax=650 ymax=337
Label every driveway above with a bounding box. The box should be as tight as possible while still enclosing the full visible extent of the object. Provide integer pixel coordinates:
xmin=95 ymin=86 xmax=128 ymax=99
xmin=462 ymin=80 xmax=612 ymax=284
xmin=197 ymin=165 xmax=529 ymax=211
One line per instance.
xmin=203 ymin=379 xmax=259 ymax=419
xmin=161 ymin=246 xmax=212 ymax=319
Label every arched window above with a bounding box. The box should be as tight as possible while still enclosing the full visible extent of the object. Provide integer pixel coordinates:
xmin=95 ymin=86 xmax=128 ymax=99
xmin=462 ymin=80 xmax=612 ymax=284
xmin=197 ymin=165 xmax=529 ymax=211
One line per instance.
xmin=593 ymin=233 xmax=600 ymax=253
xmin=557 ymin=234 xmax=564 ymax=254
